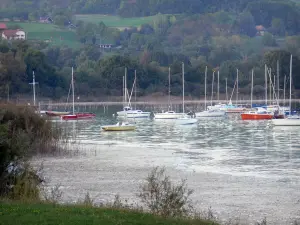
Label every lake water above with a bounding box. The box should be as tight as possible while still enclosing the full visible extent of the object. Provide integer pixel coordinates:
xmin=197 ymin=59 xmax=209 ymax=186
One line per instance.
xmin=32 ymin=106 xmax=300 ymax=224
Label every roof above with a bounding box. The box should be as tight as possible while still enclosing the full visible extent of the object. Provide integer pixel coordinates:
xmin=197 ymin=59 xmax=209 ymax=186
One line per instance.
xmin=0 ymin=23 xmax=7 ymax=29
xmin=2 ymin=29 xmax=23 ymax=37
xmin=255 ymin=25 xmax=265 ymax=31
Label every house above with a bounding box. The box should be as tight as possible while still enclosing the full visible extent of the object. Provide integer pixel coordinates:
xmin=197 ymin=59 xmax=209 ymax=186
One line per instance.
xmin=2 ymin=29 xmax=26 ymax=40
xmin=39 ymin=17 xmax=53 ymax=23
xmin=0 ymin=23 xmax=7 ymax=31
xmin=99 ymin=44 xmax=113 ymax=49
xmin=255 ymin=25 xmax=266 ymax=36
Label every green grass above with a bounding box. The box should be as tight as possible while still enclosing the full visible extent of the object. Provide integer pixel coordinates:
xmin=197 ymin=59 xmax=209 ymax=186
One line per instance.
xmin=3 ymin=22 xmax=80 ymax=48
xmin=0 ymin=202 xmax=216 ymax=225
xmin=75 ymin=14 xmax=160 ymax=29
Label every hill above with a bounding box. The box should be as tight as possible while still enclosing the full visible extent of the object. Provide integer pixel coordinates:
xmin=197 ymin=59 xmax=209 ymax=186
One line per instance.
xmin=0 ymin=202 xmax=216 ymax=225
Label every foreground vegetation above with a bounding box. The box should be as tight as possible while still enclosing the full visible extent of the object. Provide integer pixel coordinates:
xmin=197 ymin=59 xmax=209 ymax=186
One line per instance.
xmin=0 ymin=202 xmax=216 ymax=225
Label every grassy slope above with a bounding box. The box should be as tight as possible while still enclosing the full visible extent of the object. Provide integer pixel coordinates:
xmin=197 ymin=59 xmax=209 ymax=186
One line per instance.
xmin=0 ymin=202 xmax=216 ymax=225
xmin=75 ymin=14 xmax=158 ymax=28
xmin=4 ymin=22 xmax=80 ymax=48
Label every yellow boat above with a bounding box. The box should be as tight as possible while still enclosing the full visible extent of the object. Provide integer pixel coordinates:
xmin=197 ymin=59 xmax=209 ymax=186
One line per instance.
xmin=101 ymin=122 xmax=136 ymax=131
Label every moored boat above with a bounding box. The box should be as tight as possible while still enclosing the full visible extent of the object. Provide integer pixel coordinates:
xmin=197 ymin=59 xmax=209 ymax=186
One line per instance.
xmin=62 ymin=113 xmax=96 ymax=120
xmin=101 ymin=122 xmax=136 ymax=131
xmin=117 ymin=106 xmax=151 ymax=118
xmin=195 ymin=109 xmax=226 ymax=118
xmin=46 ymin=110 xmax=70 ymax=117
xmin=154 ymin=111 xmax=184 ymax=119
xmin=241 ymin=107 xmax=273 ymax=120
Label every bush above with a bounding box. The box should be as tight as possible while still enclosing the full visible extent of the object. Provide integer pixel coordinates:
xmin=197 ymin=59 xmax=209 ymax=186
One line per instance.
xmin=138 ymin=167 xmax=194 ymax=218
xmin=0 ymin=104 xmax=60 ymax=199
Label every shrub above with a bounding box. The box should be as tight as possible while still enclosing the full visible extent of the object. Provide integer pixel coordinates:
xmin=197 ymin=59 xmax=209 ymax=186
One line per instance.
xmin=138 ymin=167 xmax=194 ymax=218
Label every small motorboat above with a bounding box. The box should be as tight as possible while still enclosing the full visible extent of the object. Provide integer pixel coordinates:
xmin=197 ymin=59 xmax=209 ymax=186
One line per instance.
xmin=175 ymin=116 xmax=198 ymax=125
xmin=101 ymin=122 xmax=136 ymax=131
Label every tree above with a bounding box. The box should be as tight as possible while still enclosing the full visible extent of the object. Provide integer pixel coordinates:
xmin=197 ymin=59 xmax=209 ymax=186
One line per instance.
xmin=270 ymin=18 xmax=286 ymax=36
xmin=232 ymin=11 xmax=256 ymax=37
xmin=262 ymin=32 xmax=277 ymax=46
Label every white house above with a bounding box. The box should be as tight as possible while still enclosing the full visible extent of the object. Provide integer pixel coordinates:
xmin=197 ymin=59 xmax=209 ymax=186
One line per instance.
xmin=2 ymin=29 xmax=26 ymax=40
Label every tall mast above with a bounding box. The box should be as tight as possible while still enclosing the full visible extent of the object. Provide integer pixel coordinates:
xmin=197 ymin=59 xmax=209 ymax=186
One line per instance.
xmin=122 ymin=75 xmax=125 ymax=106
xmin=225 ymin=78 xmax=228 ymax=102
xmin=182 ymin=62 xmax=185 ymax=114
xmin=29 ymin=70 xmax=38 ymax=106
xmin=283 ymin=75 xmax=286 ymax=107
xmin=204 ymin=66 xmax=207 ymax=110
xmin=134 ymin=70 xmax=137 ymax=110
xmin=217 ymin=70 xmax=220 ymax=101
xmin=124 ymin=67 xmax=127 ymax=105
xmin=168 ymin=67 xmax=171 ymax=110
xmin=273 ymin=74 xmax=276 ymax=103
xmin=269 ymin=68 xmax=272 ymax=103
xmin=251 ymin=69 xmax=253 ymax=108
xmin=289 ymin=55 xmax=292 ymax=116
xmin=265 ymin=64 xmax=267 ymax=105
xmin=236 ymin=69 xmax=238 ymax=105
xmin=277 ymin=60 xmax=280 ymax=102
xmin=211 ymin=71 xmax=215 ymax=106
xmin=71 ymin=67 xmax=75 ymax=115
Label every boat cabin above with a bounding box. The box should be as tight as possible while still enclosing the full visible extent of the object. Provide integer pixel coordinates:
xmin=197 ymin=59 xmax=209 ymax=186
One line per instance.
xmin=123 ymin=106 xmax=132 ymax=111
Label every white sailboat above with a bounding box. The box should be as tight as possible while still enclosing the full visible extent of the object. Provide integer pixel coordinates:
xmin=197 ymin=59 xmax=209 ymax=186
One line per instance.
xmin=154 ymin=67 xmax=185 ymax=119
xmin=175 ymin=62 xmax=198 ymax=125
xmin=117 ymin=68 xmax=151 ymax=118
xmin=272 ymin=54 xmax=300 ymax=126
xmin=195 ymin=68 xmax=226 ymax=118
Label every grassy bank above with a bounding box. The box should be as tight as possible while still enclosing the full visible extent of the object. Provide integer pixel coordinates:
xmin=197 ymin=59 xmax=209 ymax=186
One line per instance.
xmin=0 ymin=202 xmax=216 ymax=225
xmin=4 ymin=22 xmax=80 ymax=48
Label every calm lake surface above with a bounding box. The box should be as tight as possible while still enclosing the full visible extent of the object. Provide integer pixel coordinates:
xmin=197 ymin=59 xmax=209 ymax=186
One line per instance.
xmin=33 ymin=105 xmax=300 ymax=224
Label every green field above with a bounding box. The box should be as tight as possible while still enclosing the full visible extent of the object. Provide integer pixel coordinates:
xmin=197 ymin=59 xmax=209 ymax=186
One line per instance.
xmin=0 ymin=202 xmax=216 ymax=225
xmin=3 ymin=22 xmax=80 ymax=48
xmin=75 ymin=14 xmax=159 ymax=28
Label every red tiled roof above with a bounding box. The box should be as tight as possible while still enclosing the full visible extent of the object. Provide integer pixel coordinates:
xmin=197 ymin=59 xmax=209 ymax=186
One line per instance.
xmin=2 ymin=30 xmax=18 ymax=37
xmin=0 ymin=23 xmax=7 ymax=29
xmin=255 ymin=25 xmax=265 ymax=31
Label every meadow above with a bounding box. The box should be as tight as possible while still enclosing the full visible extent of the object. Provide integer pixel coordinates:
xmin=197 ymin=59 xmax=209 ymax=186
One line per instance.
xmin=0 ymin=202 xmax=216 ymax=225
xmin=3 ymin=22 xmax=80 ymax=48
xmin=75 ymin=14 xmax=159 ymax=29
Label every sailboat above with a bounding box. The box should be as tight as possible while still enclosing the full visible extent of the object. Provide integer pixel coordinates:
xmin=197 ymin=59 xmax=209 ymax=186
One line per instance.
xmin=61 ymin=67 xmax=96 ymax=120
xmin=117 ymin=68 xmax=151 ymax=118
xmin=272 ymin=55 xmax=300 ymax=126
xmin=195 ymin=68 xmax=226 ymax=118
xmin=175 ymin=62 xmax=198 ymax=125
xmin=241 ymin=69 xmax=273 ymax=120
xmin=154 ymin=67 xmax=185 ymax=119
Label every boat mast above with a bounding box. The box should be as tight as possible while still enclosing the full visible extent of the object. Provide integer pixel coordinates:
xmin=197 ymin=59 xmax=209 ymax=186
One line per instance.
xmin=283 ymin=74 xmax=286 ymax=107
xmin=236 ymin=69 xmax=238 ymax=105
xmin=182 ymin=62 xmax=185 ymax=114
xmin=265 ymin=64 xmax=267 ymax=106
xmin=225 ymin=77 xmax=228 ymax=102
xmin=217 ymin=70 xmax=219 ymax=101
xmin=277 ymin=60 xmax=280 ymax=103
xmin=211 ymin=71 xmax=215 ymax=106
xmin=134 ymin=70 xmax=137 ymax=110
xmin=269 ymin=68 xmax=272 ymax=103
xmin=29 ymin=70 xmax=38 ymax=106
xmin=204 ymin=66 xmax=207 ymax=110
xmin=168 ymin=67 xmax=171 ymax=110
xmin=125 ymin=67 xmax=127 ymax=105
xmin=123 ymin=75 xmax=125 ymax=107
xmin=251 ymin=69 xmax=253 ymax=108
xmin=71 ymin=67 xmax=75 ymax=115
xmin=289 ymin=55 xmax=292 ymax=116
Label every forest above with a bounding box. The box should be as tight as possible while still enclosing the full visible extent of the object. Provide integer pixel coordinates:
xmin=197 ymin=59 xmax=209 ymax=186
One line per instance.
xmin=1 ymin=0 xmax=300 ymax=100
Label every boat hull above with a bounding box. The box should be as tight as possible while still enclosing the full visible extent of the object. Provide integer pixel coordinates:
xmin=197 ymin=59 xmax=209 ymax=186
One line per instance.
xmin=117 ymin=111 xmax=151 ymax=118
xmin=195 ymin=110 xmax=226 ymax=117
xmin=46 ymin=111 xmax=70 ymax=116
xmin=101 ymin=125 xmax=136 ymax=131
xmin=175 ymin=117 xmax=198 ymax=125
xmin=154 ymin=113 xmax=185 ymax=119
xmin=241 ymin=113 xmax=273 ymax=120
xmin=61 ymin=113 xmax=96 ymax=120
xmin=272 ymin=117 xmax=300 ymax=126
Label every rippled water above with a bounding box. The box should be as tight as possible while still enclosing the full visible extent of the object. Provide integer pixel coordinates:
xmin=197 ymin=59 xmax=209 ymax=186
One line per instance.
xmin=32 ymin=106 xmax=300 ymax=224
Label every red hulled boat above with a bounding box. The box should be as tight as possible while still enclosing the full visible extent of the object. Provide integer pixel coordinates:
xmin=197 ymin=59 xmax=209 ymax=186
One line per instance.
xmin=241 ymin=107 xmax=274 ymax=120
xmin=61 ymin=113 xmax=96 ymax=120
